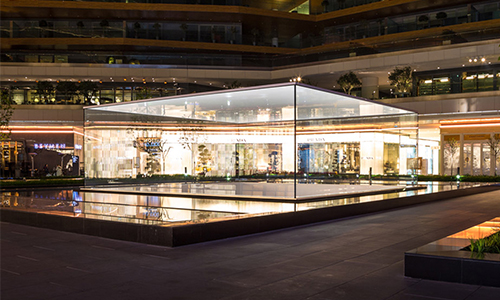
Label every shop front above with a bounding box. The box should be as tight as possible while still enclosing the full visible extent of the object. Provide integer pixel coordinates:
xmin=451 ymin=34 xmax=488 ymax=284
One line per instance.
xmin=84 ymin=83 xmax=418 ymax=197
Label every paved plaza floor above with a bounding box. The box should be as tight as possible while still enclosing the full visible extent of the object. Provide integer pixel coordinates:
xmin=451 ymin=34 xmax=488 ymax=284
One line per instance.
xmin=2 ymin=190 xmax=500 ymax=300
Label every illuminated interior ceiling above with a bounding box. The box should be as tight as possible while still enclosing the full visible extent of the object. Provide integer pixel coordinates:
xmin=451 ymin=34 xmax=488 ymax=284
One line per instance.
xmin=86 ymin=82 xmax=414 ymax=123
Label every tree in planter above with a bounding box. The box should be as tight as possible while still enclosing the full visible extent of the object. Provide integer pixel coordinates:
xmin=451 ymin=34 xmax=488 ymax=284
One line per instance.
xmin=99 ymin=19 xmax=109 ymax=37
xmin=388 ymin=66 xmax=413 ymax=97
xmin=133 ymin=22 xmax=141 ymax=39
xmin=136 ymin=87 xmax=152 ymax=100
xmin=445 ymin=137 xmax=459 ymax=176
xmin=76 ymin=21 xmax=85 ymax=36
xmin=321 ymin=1 xmax=329 ymax=13
xmin=197 ymin=144 xmax=212 ymax=176
xmin=336 ymin=71 xmax=361 ymax=95
xmin=418 ymin=15 xmax=429 ymax=29
xmin=230 ymin=26 xmax=238 ymax=44
xmin=78 ymin=80 xmax=98 ymax=105
xmin=225 ymin=80 xmax=242 ymax=89
xmin=180 ymin=23 xmax=188 ymax=41
xmin=153 ymin=23 xmax=161 ymax=40
xmin=436 ymin=12 xmax=447 ymax=26
xmin=56 ymin=81 xmax=78 ymax=104
xmin=39 ymin=20 xmax=48 ymax=37
xmin=251 ymin=28 xmax=259 ymax=46
xmin=301 ymin=78 xmax=319 ymax=87
xmin=0 ymin=90 xmax=14 ymax=141
xmin=487 ymin=134 xmax=500 ymax=176
xmin=211 ymin=27 xmax=217 ymax=43
xmin=338 ymin=0 xmax=346 ymax=10
xmin=35 ymin=81 xmax=55 ymax=104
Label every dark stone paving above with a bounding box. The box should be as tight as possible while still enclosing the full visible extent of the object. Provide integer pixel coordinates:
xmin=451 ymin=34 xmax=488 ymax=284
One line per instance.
xmin=2 ymin=190 xmax=500 ymax=300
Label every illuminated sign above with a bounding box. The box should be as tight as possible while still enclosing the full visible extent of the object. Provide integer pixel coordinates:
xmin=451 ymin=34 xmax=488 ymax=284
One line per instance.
xmin=136 ymin=138 xmax=161 ymax=153
xmin=34 ymin=143 xmax=66 ymax=150
xmin=75 ymin=144 xmax=82 ymax=150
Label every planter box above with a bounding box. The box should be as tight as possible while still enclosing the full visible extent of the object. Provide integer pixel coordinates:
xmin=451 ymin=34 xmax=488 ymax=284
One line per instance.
xmin=405 ymin=217 xmax=500 ymax=287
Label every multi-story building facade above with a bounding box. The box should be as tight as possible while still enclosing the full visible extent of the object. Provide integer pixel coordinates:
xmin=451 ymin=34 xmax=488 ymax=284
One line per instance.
xmin=1 ymin=0 xmax=499 ymax=177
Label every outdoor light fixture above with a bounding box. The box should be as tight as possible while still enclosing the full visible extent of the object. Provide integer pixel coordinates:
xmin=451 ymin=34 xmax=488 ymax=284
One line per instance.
xmin=468 ymin=57 xmax=486 ymax=63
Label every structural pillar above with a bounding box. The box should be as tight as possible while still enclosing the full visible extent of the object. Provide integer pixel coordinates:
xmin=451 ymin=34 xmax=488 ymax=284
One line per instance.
xmin=362 ymin=76 xmax=379 ymax=99
xmin=459 ymin=133 xmax=464 ymax=176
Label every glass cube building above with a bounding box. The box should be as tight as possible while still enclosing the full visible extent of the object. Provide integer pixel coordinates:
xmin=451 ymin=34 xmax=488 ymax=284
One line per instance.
xmin=84 ymin=83 xmax=418 ymax=199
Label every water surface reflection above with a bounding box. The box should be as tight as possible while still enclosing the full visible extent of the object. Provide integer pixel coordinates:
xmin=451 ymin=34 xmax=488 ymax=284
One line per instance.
xmin=0 ymin=181 xmax=485 ymax=225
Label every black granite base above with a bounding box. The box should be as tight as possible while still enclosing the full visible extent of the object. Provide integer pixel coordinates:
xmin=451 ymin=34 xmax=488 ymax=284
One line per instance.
xmin=405 ymin=217 xmax=500 ymax=287
xmin=2 ymin=184 xmax=499 ymax=247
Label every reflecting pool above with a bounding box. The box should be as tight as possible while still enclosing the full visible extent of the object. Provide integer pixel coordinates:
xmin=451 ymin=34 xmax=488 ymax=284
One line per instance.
xmin=0 ymin=181 xmax=486 ymax=226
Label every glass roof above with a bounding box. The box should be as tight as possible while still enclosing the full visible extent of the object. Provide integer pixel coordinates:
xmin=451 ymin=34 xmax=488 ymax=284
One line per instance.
xmin=86 ymin=83 xmax=415 ymax=123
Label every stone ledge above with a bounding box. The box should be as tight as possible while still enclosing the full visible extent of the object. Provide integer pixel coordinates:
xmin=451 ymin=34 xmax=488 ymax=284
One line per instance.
xmin=2 ymin=184 xmax=499 ymax=247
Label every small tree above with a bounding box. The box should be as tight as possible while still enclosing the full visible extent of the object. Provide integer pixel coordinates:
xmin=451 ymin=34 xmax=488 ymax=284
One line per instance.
xmin=337 ymin=71 xmax=361 ymax=95
xmin=445 ymin=137 xmax=459 ymax=175
xmin=487 ymin=134 xmax=500 ymax=176
xmin=230 ymin=26 xmax=238 ymax=44
xmin=99 ymin=19 xmax=109 ymax=37
xmin=388 ymin=66 xmax=413 ymax=97
xmin=136 ymin=87 xmax=152 ymax=100
xmin=0 ymin=90 xmax=14 ymax=141
xmin=321 ymin=1 xmax=329 ymax=13
xmin=153 ymin=23 xmax=161 ymax=40
xmin=225 ymin=80 xmax=242 ymax=89
xmin=436 ymin=12 xmax=447 ymax=26
xmin=251 ymin=28 xmax=259 ymax=46
xmin=56 ymin=81 xmax=78 ymax=103
xmin=35 ymin=81 xmax=55 ymax=104
xmin=78 ymin=80 xmax=98 ymax=105
xmin=133 ymin=22 xmax=141 ymax=39
xmin=180 ymin=23 xmax=188 ymax=41
xmin=197 ymin=144 xmax=211 ymax=176
xmin=76 ymin=21 xmax=84 ymax=35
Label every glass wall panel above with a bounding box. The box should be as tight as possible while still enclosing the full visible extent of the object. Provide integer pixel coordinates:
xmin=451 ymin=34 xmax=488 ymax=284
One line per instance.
xmin=477 ymin=72 xmax=494 ymax=91
xmin=85 ymin=83 xmax=417 ymax=199
xmin=462 ymin=72 xmax=477 ymax=93
xmin=482 ymin=143 xmax=491 ymax=175
xmin=434 ymin=76 xmax=451 ymax=94
xmin=473 ymin=143 xmax=481 ymax=175
xmin=418 ymin=77 xmax=433 ymax=95
xmin=463 ymin=143 xmax=472 ymax=175
xmin=443 ymin=135 xmax=460 ymax=176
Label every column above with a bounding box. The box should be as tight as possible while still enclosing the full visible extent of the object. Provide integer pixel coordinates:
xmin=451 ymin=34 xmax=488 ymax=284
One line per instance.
xmin=123 ymin=21 xmax=127 ymax=38
xmin=491 ymin=133 xmax=496 ymax=176
xmin=439 ymin=134 xmax=444 ymax=175
xmin=361 ymin=76 xmax=379 ymax=99
xmin=459 ymin=133 xmax=464 ymax=176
